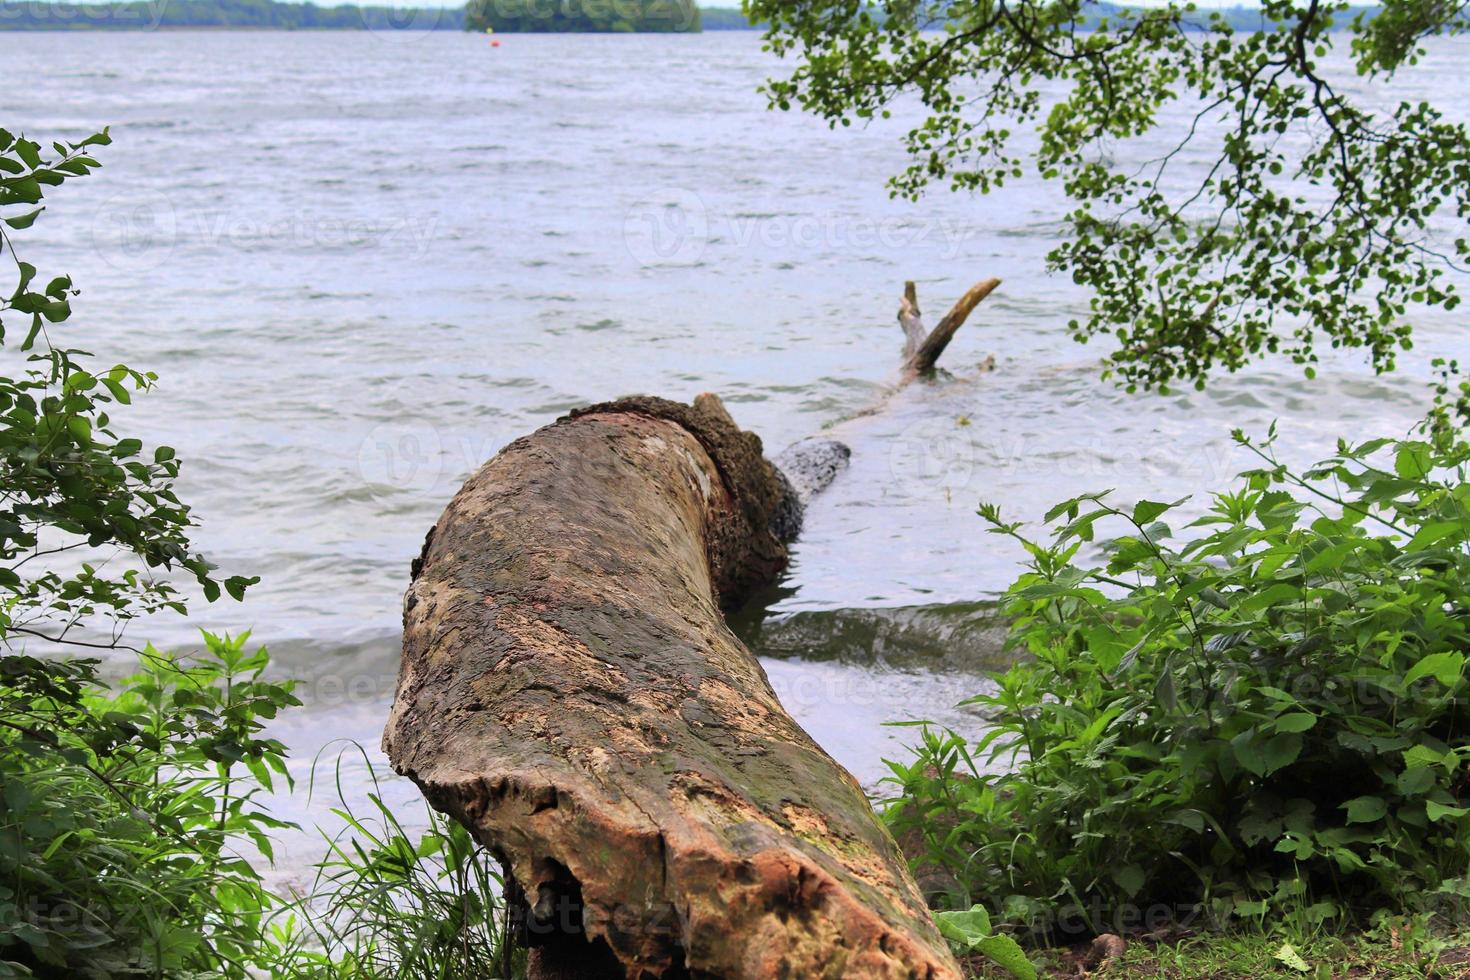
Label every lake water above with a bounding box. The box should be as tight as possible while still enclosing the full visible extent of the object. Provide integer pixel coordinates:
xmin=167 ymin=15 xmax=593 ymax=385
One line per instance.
xmin=5 ymin=30 xmax=1467 ymax=860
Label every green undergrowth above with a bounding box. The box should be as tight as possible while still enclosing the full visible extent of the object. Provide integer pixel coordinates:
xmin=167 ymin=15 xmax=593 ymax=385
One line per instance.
xmin=0 ymin=631 xmax=520 ymax=979
xmin=889 ymin=407 xmax=1470 ymax=973
xmin=965 ymin=926 xmax=1470 ymax=979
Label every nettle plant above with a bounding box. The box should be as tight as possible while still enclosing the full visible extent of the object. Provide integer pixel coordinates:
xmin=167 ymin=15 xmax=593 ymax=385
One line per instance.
xmin=886 ymin=421 xmax=1470 ymax=938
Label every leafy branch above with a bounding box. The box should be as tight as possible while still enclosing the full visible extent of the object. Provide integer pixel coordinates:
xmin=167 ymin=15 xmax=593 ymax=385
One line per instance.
xmin=750 ymin=0 xmax=1470 ymax=389
xmin=0 ymin=126 xmax=255 ymax=655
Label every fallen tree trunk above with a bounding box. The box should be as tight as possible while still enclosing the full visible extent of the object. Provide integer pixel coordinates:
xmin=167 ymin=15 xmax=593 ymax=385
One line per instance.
xmin=384 ymin=394 xmax=962 ymax=979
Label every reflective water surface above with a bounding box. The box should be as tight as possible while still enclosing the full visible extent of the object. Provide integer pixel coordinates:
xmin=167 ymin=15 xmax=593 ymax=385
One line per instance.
xmin=5 ymin=32 xmax=1466 ymax=857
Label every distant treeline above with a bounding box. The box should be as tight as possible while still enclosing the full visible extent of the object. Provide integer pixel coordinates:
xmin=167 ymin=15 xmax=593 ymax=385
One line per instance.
xmin=464 ymin=0 xmax=698 ymax=31
xmin=1091 ymin=2 xmax=1389 ymax=31
xmin=0 ymin=0 xmax=1437 ymax=33
xmin=0 ymin=0 xmax=698 ymax=30
xmin=0 ymin=0 xmax=463 ymax=29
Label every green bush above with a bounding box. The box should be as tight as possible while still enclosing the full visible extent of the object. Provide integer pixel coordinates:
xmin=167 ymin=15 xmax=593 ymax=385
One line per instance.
xmin=0 ymin=632 xmax=297 ymax=978
xmin=886 ymin=422 xmax=1470 ymax=943
xmin=0 ymin=635 xmax=518 ymax=979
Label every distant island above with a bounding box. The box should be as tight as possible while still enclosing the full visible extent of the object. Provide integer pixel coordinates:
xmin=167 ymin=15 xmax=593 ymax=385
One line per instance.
xmin=700 ymin=6 xmax=755 ymax=28
xmin=464 ymin=0 xmax=700 ymax=32
xmin=0 ymin=1 xmax=1405 ymax=32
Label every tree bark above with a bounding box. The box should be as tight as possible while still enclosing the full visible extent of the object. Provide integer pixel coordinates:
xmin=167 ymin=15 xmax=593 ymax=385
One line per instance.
xmin=384 ymin=394 xmax=961 ymax=980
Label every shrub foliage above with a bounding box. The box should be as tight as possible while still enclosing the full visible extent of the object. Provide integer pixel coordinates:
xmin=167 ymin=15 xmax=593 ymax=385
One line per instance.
xmin=887 ymin=422 xmax=1470 ymax=940
xmin=0 ymin=633 xmax=297 ymax=978
xmin=0 ymin=127 xmax=512 ymax=979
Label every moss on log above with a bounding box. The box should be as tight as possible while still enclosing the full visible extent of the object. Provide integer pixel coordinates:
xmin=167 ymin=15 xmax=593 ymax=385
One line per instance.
xmin=384 ymin=395 xmax=961 ymax=979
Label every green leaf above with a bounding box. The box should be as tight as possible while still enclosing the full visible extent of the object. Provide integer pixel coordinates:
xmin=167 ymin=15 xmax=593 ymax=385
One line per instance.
xmin=1404 ymin=745 xmax=1446 ymax=770
xmin=101 ymin=377 xmax=132 ymax=404
xmin=1132 ymin=499 xmax=1174 ymax=525
xmin=1406 ymin=520 xmax=1465 ymax=551
xmin=973 ymin=934 xmax=1037 ymax=980
xmin=1043 ymin=497 xmax=1082 ymax=523
xmin=1075 ymin=705 xmax=1122 ymax=747
xmin=14 ymin=138 xmax=41 ymax=169
xmin=1394 ymin=443 xmax=1431 ymax=479
xmin=1342 ymin=796 xmax=1387 ymax=824
xmin=3 ymin=208 xmax=42 ymax=230
xmin=1274 ymin=942 xmax=1310 ymax=972
xmin=1232 ymin=731 xmax=1267 ymax=777
xmin=936 ymin=908 xmax=1036 ymax=980
xmin=1426 ymin=801 xmax=1470 ymax=822
xmin=1112 ymin=864 xmax=1146 ymax=897
xmin=66 ymin=416 xmax=91 ymax=446
xmin=1404 ymin=652 xmax=1464 ymax=688
xmin=224 ymin=575 xmax=258 ymax=601
xmin=8 ymin=175 xmax=41 ymax=203
xmin=1263 ymin=733 xmax=1302 ymax=775
xmin=935 ymin=905 xmax=992 ymax=947
xmin=1272 ymin=713 xmax=1317 ymax=734
xmin=1397 ymin=766 xmax=1435 ymax=795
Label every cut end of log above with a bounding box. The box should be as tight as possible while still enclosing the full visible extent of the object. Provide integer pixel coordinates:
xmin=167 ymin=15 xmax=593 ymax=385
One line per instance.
xmin=385 ymin=394 xmax=962 ymax=980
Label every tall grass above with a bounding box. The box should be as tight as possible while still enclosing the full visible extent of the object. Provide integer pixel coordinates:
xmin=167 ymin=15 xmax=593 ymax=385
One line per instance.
xmin=270 ymin=744 xmax=522 ymax=979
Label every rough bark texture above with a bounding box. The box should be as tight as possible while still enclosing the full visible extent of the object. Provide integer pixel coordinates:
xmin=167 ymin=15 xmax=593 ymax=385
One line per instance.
xmin=384 ymin=395 xmax=961 ymax=980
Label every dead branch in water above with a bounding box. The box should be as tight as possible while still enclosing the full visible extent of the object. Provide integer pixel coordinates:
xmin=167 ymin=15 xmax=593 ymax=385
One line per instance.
xmin=899 ymin=277 xmax=1002 ymax=379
